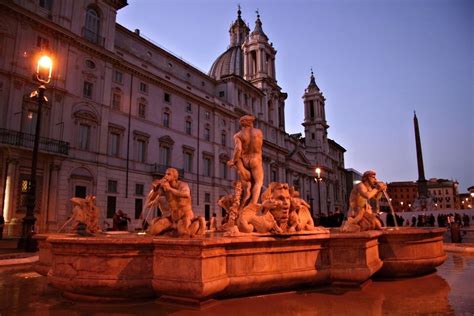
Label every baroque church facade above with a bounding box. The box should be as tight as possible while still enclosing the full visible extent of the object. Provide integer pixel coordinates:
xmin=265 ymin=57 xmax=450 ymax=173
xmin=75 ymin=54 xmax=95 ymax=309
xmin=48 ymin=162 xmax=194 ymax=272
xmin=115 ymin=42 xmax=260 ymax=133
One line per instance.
xmin=0 ymin=0 xmax=347 ymax=234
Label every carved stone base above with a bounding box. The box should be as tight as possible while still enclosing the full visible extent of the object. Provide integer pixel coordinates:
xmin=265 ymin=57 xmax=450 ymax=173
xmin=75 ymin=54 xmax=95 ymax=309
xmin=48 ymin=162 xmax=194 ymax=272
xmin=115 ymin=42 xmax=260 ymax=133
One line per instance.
xmin=41 ymin=228 xmax=447 ymax=305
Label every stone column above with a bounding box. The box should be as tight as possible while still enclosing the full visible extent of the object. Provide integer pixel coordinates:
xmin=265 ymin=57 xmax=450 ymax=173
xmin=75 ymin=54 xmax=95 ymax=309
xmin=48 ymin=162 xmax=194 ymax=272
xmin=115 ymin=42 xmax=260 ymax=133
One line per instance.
xmin=2 ymin=158 xmax=18 ymax=222
xmin=46 ymin=163 xmax=61 ymax=232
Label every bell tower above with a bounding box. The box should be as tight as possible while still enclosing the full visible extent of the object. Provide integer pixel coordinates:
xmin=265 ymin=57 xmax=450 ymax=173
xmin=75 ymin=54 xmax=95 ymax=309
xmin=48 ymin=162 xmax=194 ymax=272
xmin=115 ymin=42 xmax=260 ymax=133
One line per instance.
xmin=242 ymin=11 xmax=276 ymax=85
xmin=229 ymin=5 xmax=249 ymax=47
xmin=303 ymin=70 xmax=328 ymax=150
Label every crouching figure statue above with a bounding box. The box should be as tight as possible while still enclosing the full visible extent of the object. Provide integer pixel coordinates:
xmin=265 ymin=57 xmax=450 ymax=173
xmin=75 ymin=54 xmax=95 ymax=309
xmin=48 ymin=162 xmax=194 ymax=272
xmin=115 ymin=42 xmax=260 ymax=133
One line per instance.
xmin=146 ymin=168 xmax=205 ymax=237
xmin=341 ymin=170 xmax=386 ymax=233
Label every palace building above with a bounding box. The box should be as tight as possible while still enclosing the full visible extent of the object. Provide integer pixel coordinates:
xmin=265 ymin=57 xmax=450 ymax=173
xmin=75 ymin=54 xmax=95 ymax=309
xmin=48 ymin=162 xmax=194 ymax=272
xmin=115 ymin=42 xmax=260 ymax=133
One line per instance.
xmin=0 ymin=0 xmax=347 ymax=234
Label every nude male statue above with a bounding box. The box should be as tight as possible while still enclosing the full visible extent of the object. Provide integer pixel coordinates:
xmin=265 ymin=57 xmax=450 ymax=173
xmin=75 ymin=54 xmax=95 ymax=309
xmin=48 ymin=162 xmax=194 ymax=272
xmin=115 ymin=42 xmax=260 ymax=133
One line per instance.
xmin=341 ymin=170 xmax=387 ymax=232
xmin=146 ymin=168 xmax=205 ymax=236
xmin=228 ymin=115 xmax=264 ymax=205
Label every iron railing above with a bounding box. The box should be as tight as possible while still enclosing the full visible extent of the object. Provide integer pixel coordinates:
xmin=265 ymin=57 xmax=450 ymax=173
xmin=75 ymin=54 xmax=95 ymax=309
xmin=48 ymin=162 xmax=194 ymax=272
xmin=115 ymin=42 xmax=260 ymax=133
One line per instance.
xmin=0 ymin=128 xmax=69 ymax=155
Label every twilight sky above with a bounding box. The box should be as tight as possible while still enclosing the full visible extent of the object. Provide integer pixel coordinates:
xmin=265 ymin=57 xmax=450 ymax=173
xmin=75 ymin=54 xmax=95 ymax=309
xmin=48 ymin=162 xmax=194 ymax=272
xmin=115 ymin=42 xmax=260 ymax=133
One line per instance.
xmin=117 ymin=0 xmax=473 ymax=192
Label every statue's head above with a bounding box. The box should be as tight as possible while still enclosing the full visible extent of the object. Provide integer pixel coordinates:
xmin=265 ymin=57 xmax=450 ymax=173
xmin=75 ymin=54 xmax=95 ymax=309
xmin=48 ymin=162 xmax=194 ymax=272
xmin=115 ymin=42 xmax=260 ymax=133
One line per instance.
xmin=262 ymin=182 xmax=291 ymax=225
xmin=362 ymin=170 xmax=377 ymax=186
xmin=164 ymin=168 xmax=179 ymax=182
xmin=239 ymin=115 xmax=255 ymax=127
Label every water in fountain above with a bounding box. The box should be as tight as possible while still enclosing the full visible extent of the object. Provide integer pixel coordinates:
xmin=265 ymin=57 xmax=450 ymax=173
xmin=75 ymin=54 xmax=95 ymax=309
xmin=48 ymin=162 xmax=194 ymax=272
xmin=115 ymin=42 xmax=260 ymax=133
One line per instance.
xmin=382 ymin=190 xmax=398 ymax=229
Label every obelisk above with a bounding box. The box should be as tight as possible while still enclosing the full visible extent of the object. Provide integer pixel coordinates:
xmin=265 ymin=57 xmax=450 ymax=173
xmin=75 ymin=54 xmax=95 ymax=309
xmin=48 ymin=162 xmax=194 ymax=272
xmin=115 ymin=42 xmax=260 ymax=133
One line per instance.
xmin=413 ymin=111 xmax=432 ymax=211
xmin=414 ymin=111 xmax=428 ymax=197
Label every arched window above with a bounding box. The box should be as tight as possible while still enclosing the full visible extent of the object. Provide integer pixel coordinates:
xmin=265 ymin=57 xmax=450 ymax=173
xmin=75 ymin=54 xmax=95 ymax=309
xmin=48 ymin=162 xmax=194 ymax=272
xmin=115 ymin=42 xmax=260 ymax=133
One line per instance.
xmin=85 ymin=7 xmax=100 ymax=44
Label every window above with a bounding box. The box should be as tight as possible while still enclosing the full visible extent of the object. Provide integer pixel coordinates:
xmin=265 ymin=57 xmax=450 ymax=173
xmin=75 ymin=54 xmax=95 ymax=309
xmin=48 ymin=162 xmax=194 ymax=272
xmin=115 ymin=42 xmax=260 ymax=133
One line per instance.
xmin=160 ymin=145 xmax=171 ymax=166
xmin=83 ymin=81 xmax=93 ymax=98
xmin=219 ymin=91 xmax=225 ymax=98
xmin=113 ymin=70 xmax=123 ymax=84
xmin=139 ymin=82 xmax=148 ymax=93
xmin=221 ymin=131 xmax=226 ymax=146
xmin=205 ymin=111 xmax=210 ymax=120
xmin=164 ymin=93 xmax=171 ymax=103
xmin=135 ymin=198 xmax=143 ymax=220
xmin=309 ymin=100 xmax=315 ymax=119
xmin=108 ymin=132 xmax=120 ymax=157
xmin=22 ymin=110 xmax=37 ymax=135
xmin=36 ymin=36 xmax=49 ymax=50
xmin=186 ymin=103 xmax=192 ymax=113
xmin=136 ymin=139 xmax=146 ymax=162
xmin=163 ymin=111 xmax=170 ymax=128
xmin=112 ymin=92 xmax=121 ymax=110
xmin=135 ymin=184 xmax=144 ymax=196
xmin=185 ymin=120 xmax=192 ymax=135
xmin=85 ymin=59 xmax=96 ymax=69
xmin=203 ymin=156 xmax=212 ymax=177
xmin=85 ymin=7 xmax=100 ymax=44
xmin=220 ymin=160 xmax=227 ymax=179
xmin=204 ymin=126 xmax=210 ymax=141
xmin=78 ymin=123 xmax=91 ymax=150
xmin=39 ymin=0 xmax=53 ymax=10
xmin=184 ymin=152 xmax=193 ymax=173
xmin=107 ymin=180 xmax=118 ymax=193
xmin=138 ymin=103 xmax=146 ymax=118
xmin=271 ymin=169 xmax=278 ymax=182
xmin=205 ymin=193 xmax=211 ymax=203
xmin=106 ymin=196 xmax=116 ymax=218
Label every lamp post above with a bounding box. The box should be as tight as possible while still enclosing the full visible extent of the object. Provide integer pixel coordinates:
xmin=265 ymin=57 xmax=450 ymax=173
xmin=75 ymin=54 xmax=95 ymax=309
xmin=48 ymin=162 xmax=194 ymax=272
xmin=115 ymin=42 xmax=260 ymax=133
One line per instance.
xmin=18 ymin=55 xmax=52 ymax=252
xmin=401 ymin=201 xmax=404 ymax=212
xmin=315 ymin=167 xmax=322 ymax=218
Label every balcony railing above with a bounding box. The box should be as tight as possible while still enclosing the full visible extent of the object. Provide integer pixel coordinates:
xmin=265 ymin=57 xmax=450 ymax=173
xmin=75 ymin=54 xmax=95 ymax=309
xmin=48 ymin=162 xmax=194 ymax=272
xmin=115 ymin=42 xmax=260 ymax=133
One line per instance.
xmin=151 ymin=163 xmax=184 ymax=178
xmin=0 ymin=128 xmax=69 ymax=155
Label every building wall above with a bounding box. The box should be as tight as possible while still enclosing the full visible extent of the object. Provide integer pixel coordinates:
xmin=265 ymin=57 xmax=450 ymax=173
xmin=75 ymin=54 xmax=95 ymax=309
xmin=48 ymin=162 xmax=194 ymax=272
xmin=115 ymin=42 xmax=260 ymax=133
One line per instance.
xmin=0 ymin=0 xmax=347 ymax=234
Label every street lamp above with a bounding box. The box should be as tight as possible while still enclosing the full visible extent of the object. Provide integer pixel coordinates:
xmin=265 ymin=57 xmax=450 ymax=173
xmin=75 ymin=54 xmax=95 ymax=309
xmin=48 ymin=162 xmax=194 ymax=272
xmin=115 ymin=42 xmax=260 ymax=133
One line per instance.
xmin=401 ymin=201 xmax=404 ymax=212
xmin=315 ymin=167 xmax=322 ymax=218
xmin=18 ymin=54 xmax=52 ymax=252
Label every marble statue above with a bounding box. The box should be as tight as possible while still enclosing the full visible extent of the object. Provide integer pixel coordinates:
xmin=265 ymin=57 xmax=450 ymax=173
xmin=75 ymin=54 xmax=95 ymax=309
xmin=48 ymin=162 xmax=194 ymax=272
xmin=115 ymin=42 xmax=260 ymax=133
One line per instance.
xmin=289 ymin=187 xmax=316 ymax=231
xmin=227 ymin=115 xmax=263 ymax=207
xmin=70 ymin=195 xmax=101 ymax=235
xmin=237 ymin=182 xmax=323 ymax=234
xmin=217 ymin=115 xmax=324 ymax=235
xmin=146 ymin=168 xmax=205 ymax=237
xmin=341 ymin=170 xmax=386 ymax=232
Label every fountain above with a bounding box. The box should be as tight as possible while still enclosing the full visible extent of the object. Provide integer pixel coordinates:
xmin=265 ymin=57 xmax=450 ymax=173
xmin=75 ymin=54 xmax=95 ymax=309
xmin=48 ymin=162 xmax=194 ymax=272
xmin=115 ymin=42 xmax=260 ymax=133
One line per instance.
xmin=34 ymin=115 xmax=447 ymax=305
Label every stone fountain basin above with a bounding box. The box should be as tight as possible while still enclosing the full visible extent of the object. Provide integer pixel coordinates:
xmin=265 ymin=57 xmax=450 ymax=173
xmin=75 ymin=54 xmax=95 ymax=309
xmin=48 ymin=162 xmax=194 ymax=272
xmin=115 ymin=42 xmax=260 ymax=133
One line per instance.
xmin=38 ymin=227 xmax=446 ymax=304
xmin=376 ymin=227 xmax=447 ymax=278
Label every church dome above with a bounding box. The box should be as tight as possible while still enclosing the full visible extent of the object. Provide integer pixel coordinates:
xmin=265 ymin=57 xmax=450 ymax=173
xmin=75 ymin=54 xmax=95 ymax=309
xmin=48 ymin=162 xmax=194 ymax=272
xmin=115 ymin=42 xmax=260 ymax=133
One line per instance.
xmin=208 ymin=45 xmax=244 ymax=80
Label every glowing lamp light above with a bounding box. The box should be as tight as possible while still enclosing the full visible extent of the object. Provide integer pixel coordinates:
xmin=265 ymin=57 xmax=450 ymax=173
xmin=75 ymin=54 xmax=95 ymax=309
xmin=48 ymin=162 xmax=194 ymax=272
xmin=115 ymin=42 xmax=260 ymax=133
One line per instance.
xmin=36 ymin=55 xmax=53 ymax=84
xmin=316 ymin=168 xmax=321 ymax=178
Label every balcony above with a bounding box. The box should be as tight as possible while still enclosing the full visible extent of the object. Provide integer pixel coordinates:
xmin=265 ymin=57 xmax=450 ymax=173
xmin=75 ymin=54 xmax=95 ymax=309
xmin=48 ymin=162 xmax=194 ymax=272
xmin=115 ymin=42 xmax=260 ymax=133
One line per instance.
xmin=0 ymin=128 xmax=69 ymax=155
xmin=151 ymin=163 xmax=184 ymax=179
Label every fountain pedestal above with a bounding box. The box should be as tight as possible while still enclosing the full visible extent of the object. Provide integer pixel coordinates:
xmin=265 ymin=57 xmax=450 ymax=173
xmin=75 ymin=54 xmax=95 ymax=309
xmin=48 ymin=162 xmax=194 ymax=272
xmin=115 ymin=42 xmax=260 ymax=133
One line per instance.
xmin=44 ymin=230 xmax=389 ymax=303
